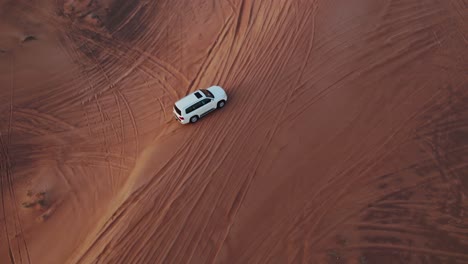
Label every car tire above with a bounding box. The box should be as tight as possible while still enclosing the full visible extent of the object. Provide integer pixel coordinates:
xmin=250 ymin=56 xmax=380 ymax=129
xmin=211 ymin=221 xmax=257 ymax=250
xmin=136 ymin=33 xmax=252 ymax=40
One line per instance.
xmin=217 ymin=100 xmax=226 ymax=109
xmin=190 ymin=115 xmax=199 ymax=123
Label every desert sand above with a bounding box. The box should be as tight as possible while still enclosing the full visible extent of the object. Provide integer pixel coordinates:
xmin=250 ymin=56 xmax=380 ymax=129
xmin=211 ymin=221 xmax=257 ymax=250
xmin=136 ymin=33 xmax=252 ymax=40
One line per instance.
xmin=1 ymin=0 xmax=467 ymax=263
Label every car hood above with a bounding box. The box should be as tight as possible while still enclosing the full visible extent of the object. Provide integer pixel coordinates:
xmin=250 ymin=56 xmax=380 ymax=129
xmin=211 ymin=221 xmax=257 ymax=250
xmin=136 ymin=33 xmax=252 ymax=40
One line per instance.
xmin=207 ymin=85 xmax=227 ymax=99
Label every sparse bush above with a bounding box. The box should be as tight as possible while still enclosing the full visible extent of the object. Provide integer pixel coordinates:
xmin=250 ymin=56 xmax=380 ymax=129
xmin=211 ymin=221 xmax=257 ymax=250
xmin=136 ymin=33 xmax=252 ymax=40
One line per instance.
xmin=38 ymin=199 xmax=47 ymax=207
xmin=22 ymin=36 xmax=37 ymax=43
xmin=328 ymin=249 xmax=341 ymax=260
xmin=359 ymin=255 xmax=368 ymax=264
xmin=337 ymin=236 xmax=348 ymax=246
xmin=22 ymin=191 xmax=48 ymax=210
xmin=22 ymin=201 xmax=35 ymax=208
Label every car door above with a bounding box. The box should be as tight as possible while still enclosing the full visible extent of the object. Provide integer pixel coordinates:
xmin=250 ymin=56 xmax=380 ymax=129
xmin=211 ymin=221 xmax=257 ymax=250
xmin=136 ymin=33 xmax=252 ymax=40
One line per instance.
xmin=187 ymin=101 xmax=203 ymax=116
xmin=198 ymin=98 xmax=216 ymax=117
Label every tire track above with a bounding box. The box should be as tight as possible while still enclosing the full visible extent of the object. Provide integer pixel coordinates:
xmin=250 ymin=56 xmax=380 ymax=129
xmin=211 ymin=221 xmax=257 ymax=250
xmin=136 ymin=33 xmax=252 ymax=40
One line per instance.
xmin=0 ymin=134 xmax=14 ymax=264
xmin=142 ymin=140 xmax=235 ymax=263
xmin=144 ymin=79 xmax=167 ymax=124
xmin=208 ymin=3 xmax=313 ymax=262
xmin=84 ymin=62 xmax=271 ymax=261
xmin=0 ymin=134 xmax=31 ymax=264
xmin=303 ymin=89 xmax=445 ymax=247
xmin=116 ymin=91 xmax=139 ymax=158
xmin=216 ymin=0 xmax=262 ymax=85
xmin=283 ymin=38 xmax=439 ymax=124
xmin=260 ymin=1 xmax=318 ymax=154
xmin=57 ymin=33 xmax=106 ymax=106
xmin=103 ymin=111 xmax=122 ymax=145
xmin=350 ymin=103 xmax=468 ymax=260
xmin=261 ymin=134 xmax=405 ymax=262
xmin=214 ymin=0 xmax=299 ymax=132
xmin=156 ymin=108 xmax=267 ymax=263
xmin=2 ymin=52 xmax=31 ymax=264
xmin=8 ymin=54 xmax=14 ymax=145
xmin=5 ymin=53 xmax=23 ymax=264
xmin=76 ymin=34 xmax=180 ymax=103
xmin=213 ymin=0 xmax=249 ymax=83
xmin=75 ymin=40 xmax=131 ymax=190
xmin=4 ymin=0 xmax=464 ymax=262
xmin=344 ymin=243 xmax=468 ymax=260
xmin=78 ymin=41 xmax=116 ymax=99
xmin=13 ymin=108 xmax=77 ymax=132
xmin=110 ymin=22 xmax=185 ymax=88
xmin=185 ymin=12 xmax=235 ymax=96
xmin=72 ymin=134 xmax=190 ymax=264
xmin=416 ymin=86 xmax=468 ymax=137
xmin=288 ymin=2 xmax=448 ymax=106
xmin=116 ymin=35 xmax=190 ymax=87
xmin=229 ymin=1 xmax=287 ymax=82
xmin=83 ymin=106 xmax=93 ymax=137
xmin=225 ymin=0 xmax=297 ymax=89
xmin=94 ymin=95 xmax=115 ymax=194
xmin=113 ymin=92 xmax=126 ymax=186
xmin=174 ymin=88 xmax=294 ymax=262
xmin=220 ymin=1 xmax=298 ymax=127
xmin=63 ymin=1 xmax=189 ymax=90
xmin=110 ymin=2 xmax=147 ymax=34
xmin=245 ymin=64 xmax=446 ymax=263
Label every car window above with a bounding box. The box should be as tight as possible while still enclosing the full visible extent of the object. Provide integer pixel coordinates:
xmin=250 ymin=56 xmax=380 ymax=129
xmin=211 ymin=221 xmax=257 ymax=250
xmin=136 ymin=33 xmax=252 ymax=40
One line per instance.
xmin=200 ymin=89 xmax=214 ymax=98
xmin=186 ymin=101 xmax=203 ymax=113
xmin=194 ymin=92 xmax=202 ymax=99
xmin=201 ymin=98 xmax=211 ymax=105
xmin=194 ymin=101 xmax=203 ymax=108
xmin=174 ymin=105 xmax=181 ymax=115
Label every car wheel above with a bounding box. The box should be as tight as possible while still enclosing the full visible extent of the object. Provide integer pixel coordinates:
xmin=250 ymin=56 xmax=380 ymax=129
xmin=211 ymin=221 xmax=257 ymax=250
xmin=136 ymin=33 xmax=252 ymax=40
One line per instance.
xmin=217 ymin=100 xmax=226 ymax=108
xmin=190 ymin=115 xmax=199 ymax=123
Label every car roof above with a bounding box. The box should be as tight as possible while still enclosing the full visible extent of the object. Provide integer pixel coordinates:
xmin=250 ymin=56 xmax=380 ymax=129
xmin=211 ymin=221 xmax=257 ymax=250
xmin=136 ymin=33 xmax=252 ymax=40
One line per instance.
xmin=175 ymin=90 xmax=205 ymax=109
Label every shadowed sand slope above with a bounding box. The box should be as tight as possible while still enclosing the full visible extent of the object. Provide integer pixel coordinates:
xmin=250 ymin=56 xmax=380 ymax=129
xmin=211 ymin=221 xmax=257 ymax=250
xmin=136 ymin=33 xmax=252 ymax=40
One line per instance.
xmin=1 ymin=0 xmax=467 ymax=263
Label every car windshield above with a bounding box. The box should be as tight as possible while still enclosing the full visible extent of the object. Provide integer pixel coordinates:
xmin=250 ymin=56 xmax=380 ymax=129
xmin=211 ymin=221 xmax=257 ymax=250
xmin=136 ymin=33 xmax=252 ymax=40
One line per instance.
xmin=174 ymin=104 xmax=181 ymax=115
xmin=200 ymin=89 xmax=214 ymax=98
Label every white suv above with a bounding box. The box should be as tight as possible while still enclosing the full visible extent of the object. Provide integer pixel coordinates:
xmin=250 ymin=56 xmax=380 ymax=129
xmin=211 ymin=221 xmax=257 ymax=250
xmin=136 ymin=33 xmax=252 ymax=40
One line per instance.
xmin=173 ymin=85 xmax=228 ymax=124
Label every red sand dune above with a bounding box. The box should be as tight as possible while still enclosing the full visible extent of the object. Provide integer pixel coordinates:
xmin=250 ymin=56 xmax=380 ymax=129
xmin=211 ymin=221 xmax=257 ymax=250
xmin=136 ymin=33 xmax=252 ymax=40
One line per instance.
xmin=1 ymin=0 xmax=467 ymax=263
